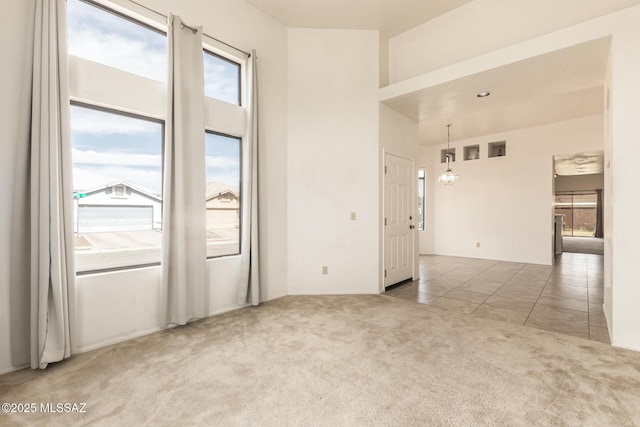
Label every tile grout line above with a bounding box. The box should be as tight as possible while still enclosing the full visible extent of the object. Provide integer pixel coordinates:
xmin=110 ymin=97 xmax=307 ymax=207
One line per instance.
xmin=420 ymin=257 xmax=499 ymax=310
xmin=522 ymin=262 xmax=555 ymax=326
xmin=411 ymin=254 xmax=605 ymax=342
xmin=439 ymin=258 xmax=504 ymax=311
xmin=468 ymin=262 xmax=529 ymax=316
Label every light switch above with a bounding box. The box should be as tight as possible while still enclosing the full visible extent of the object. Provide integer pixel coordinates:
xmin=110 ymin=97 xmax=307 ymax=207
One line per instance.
xmin=350 ymin=212 xmax=357 ymax=221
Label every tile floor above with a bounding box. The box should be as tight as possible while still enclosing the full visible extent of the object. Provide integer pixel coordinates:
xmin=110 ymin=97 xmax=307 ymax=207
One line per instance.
xmin=385 ymin=252 xmax=609 ymax=344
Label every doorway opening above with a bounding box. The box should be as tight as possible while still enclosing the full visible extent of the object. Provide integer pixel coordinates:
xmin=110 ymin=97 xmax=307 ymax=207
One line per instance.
xmin=554 ymin=192 xmax=598 ymax=237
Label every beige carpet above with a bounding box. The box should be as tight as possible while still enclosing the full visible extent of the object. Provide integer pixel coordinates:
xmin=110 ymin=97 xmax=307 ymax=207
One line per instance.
xmin=1 ymin=295 xmax=639 ymax=426
xmin=562 ymin=237 xmax=604 ymax=255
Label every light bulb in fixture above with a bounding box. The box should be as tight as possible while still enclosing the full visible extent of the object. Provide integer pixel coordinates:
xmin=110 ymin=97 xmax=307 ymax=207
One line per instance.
xmin=438 ymin=168 xmax=460 ymax=185
xmin=438 ymin=124 xmax=460 ymax=185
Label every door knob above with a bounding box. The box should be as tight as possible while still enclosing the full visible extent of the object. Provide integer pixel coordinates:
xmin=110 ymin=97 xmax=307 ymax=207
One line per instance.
xmin=409 ymin=225 xmax=415 ymax=229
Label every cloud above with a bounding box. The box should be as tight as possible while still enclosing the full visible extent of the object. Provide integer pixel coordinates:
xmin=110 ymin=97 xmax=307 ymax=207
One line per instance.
xmin=205 ymin=170 xmax=239 ymax=188
xmin=73 ymin=148 xmax=162 ymax=168
xmin=69 ymin=29 xmax=167 ymax=82
xmin=72 ymin=167 xmax=161 ymax=198
xmin=205 ymin=155 xmax=239 ymax=169
xmin=68 ymin=0 xmax=242 ymax=103
xmin=205 ymin=154 xmax=239 ymax=188
xmin=70 ymin=106 xmax=161 ymax=135
xmin=73 ymin=152 xmax=238 ymax=192
xmin=74 ymin=165 xmax=163 ymax=195
xmin=204 ymin=54 xmax=240 ymax=104
xmin=67 ymin=0 xmax=167 ymax=82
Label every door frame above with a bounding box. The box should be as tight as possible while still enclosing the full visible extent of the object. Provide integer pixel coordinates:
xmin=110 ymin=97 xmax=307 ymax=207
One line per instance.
xmin=380 ymin=150 xmax=418 ymax=293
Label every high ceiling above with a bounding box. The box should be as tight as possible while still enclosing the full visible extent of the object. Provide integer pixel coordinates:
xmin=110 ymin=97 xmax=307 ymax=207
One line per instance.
xmin=243 ymin=0 xmax=474 ymax=36
xmin=382 ymin=37 xmax=610 ymax=145
xmin=245 ymin=0 xmax=611 ymax=168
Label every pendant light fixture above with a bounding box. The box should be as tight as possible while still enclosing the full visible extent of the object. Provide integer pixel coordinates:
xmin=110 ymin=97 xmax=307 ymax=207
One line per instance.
xmin=438 ymin=124 xmax=460 ymax=185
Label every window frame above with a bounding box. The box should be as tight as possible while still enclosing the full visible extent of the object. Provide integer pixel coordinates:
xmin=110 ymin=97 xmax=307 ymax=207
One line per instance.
xmin=75 ymin=0 xmax=167 ymax=36
xmin=68 ymin=0 xmax=168 ymax=81
xmin=554 ymin=191 xmax=598 ymax=237
xmin=204 ymin=130 xmax=243 ymax=259
xmin=70 ymin=101 xmax=166 ymax=275
xmin=203 ymin=48 xmax=242 ymax=106
xmin=418 ymin=168 xmax=426 ymax=231
xmin=68 ymin=0 xmax=248 ymax=273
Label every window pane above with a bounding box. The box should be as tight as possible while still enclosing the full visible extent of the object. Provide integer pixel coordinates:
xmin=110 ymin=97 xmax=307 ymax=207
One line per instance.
xmin=204 ymin=51 xmax=240 ymax=105
xmin=572 ymin=193 xmax=597 ymax=237
xmin=67 ymin=0 xmax=167 ymax=82
xmin=71 ymin=105 xmax=163 ymax=272
xmin=554 ymin=193 xmax=597 ymax=237
xmin=205 ymin=132 xmax=241 ymax=257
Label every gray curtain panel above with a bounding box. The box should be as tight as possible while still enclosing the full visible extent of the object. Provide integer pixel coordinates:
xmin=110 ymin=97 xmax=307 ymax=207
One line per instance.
xmin=160 ymin=15 xmax=208 ymax=326
xmin=238 ymin=50 xmax=261 ymax=307
xmin=11 ymin=0 xmax=77 ymax=370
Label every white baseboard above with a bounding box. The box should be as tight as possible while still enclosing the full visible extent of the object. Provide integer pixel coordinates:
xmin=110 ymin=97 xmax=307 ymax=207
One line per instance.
xmin=76 ymin=327 xmax=162 ymax=354
xmin=0 ymin=363 xmax=29 ymax=376
xmin=611 ymin=342 xmax=640 ymax=353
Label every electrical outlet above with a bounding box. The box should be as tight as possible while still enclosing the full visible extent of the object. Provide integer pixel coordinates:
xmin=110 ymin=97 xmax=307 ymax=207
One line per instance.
xmin=350 ymin=212 xmax=357 ymax=221
xmin=476 ymin=242 xmax=480 ymax=248
xmin=322 ymin=266 xmax=328 ymax=275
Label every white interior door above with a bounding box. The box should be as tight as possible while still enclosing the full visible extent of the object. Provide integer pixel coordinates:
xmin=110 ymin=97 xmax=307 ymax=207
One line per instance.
xmin=384 ymin=153 xmax=414 ymax=287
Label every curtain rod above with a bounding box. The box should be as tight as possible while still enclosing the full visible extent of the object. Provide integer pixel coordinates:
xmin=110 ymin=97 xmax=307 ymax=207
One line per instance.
xmin=180 ymin=22 xmax=197 ymax=35
xmin=128 ymin=0 xmax=251 ymax=57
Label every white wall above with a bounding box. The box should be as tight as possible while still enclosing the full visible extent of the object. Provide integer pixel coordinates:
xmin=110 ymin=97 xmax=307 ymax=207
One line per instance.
xmin=388 ymin=0 xmax=640 ymax=83
xmin=555 ymin=173 xmax=604 ymax=192
xmin=379 ymin=104 xmax=420 ymax=287
xmin=379 ymin=105 xmax=418 ymax=164
xmin=420 ymin=115 xmax=603 ymax=265
xmin=0 ymin=0 xmax=288 ymax=374
xmin=389 ymin=2 xmax=640 ymax=351
xmin=76 ymin=256 xmax=242 ymax=352
xmin=603 ymin=49 xmax=613 ymax=340
xmin=608 ymin=17 xmax=640 ymax=351
xmin=287 ymin=28 xmax=379 ymax=295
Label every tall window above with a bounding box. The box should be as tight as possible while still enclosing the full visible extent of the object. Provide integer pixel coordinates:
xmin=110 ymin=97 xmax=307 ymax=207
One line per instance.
xmin=205 ymin=132 xmax=241 ymax=257
xmin=70 ymin=105 xmax=163 ymax=272
xmin=418 ymin=169 xmax=426 ymax=231
xmin=67 ymin=0 xmax=167 ymax=272
xmin=68 ymin=0 xmax=246 ymax=271
xmin=203 ymin=50 xmax=241 ymax=105
xmin=554 ymin=192 xmax=597 ymax=237
xmin=67 ymin=0 xmax=167 ymax=82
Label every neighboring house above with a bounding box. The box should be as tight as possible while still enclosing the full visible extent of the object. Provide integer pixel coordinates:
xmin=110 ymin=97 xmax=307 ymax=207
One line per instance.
xmin=206 ymin=182 xmax=239 ymax=230
xmin=73 ymin=182 xmax=162 ymax=233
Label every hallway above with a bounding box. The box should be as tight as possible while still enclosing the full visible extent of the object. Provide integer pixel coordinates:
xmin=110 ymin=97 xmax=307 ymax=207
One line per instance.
xmin=386 ymin=252 xmax=608 ymax=343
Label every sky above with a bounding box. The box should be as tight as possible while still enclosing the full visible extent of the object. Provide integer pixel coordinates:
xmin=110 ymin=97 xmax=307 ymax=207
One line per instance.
xmin=70 ymin=105 xmax=164 ymax=194
xmin=204 ymin=52 xmax=240 ymax=105
xmin=68 ymin=0 xmax=241 ymax=196
xmin=67 ymin=0 xmax=167 ymax=82
xmin=71 ymin=106 xmax=240 ymax=196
